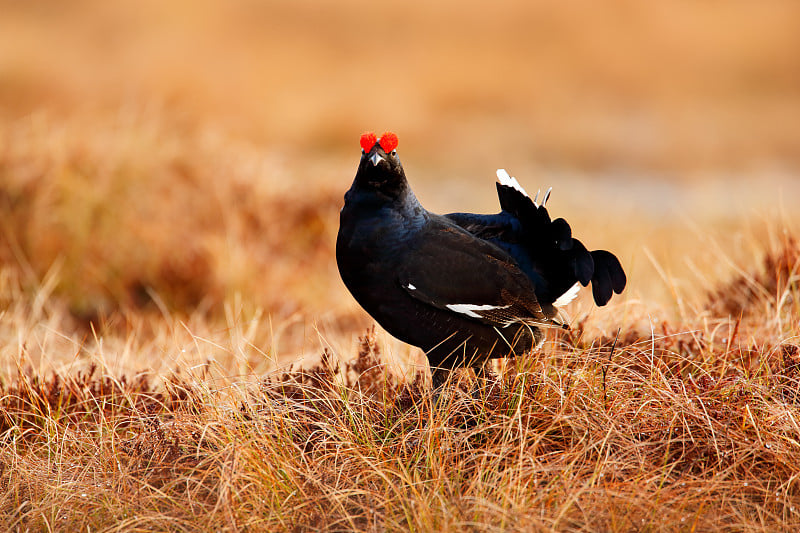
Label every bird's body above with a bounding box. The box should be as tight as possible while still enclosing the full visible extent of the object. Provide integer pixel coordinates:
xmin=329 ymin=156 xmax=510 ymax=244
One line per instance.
xmin=336 ymin=132 xmax=626 ymax=384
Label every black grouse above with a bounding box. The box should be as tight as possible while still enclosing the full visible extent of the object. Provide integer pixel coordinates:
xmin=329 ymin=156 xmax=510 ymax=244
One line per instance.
xmin=336 ymin=131 xmax=626 ymax=385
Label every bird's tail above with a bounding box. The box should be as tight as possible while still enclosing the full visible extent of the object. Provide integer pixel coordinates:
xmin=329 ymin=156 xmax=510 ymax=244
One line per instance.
xmin=495 ymin=176 xmax=626 ymax=306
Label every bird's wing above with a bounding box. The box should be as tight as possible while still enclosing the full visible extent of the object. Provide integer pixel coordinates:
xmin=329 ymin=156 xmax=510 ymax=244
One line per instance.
xmin=445 ymin=205 xmax=594 ymax=306
xmin=398 ymin=218 xmax=561 ymax=329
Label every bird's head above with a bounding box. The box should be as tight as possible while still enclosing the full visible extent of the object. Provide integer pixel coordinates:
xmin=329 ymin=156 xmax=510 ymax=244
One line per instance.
xmin=354 ymin=131 xmax=408 ymax=198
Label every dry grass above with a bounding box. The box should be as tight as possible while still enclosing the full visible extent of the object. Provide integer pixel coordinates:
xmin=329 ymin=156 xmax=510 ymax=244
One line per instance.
xmin=2 ymin=237 xmax=800 ymax=531
xmin=3 ymin=1 xmax=800 ymax=531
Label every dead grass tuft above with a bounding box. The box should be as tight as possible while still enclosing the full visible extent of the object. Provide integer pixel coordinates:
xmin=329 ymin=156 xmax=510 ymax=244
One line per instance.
xmin=706 ymin=234 xmax=800 ymax=319
xmin=0 ymin=364 xmax=200 ymax=440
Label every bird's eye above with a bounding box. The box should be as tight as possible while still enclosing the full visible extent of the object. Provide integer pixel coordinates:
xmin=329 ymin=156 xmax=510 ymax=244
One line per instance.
xmin=391 ymin=150 xmax=397 ymax=156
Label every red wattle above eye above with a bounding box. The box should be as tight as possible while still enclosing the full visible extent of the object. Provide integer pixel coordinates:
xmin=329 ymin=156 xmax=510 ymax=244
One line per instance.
xmin=360 ymin=132 xmax=377 ymax=152
xmin=379 ymin=132 xmax=398 ymax=152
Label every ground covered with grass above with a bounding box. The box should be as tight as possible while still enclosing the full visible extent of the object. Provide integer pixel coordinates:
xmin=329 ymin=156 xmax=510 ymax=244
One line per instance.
xmin=2 ymin=236 xmax=799 ymax=531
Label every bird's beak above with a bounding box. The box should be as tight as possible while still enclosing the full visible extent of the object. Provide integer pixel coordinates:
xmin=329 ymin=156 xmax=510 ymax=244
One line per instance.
xmin=370 ymin=152 xmax=384 ymax=167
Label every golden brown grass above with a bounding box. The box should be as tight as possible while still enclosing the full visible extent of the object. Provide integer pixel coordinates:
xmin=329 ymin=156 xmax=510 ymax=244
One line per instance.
xmin=2 ymin=230 xmax=800 ymax=531
xmin=3 ymin=1 xmax=800 ymax=531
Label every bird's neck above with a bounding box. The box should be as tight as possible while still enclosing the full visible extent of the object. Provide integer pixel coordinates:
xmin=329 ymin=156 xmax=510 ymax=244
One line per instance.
xmin=345 ymin=180 xmax=426 ymax=223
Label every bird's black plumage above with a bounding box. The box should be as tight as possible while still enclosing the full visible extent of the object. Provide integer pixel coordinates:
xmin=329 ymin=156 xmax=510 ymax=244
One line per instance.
xmin=336 ymin=133 xmax=626 ymax=384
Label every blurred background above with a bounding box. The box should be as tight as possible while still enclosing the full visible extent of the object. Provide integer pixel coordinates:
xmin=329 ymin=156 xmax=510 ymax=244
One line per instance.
xmin=1 ymin=0 xmax=799 ymax=364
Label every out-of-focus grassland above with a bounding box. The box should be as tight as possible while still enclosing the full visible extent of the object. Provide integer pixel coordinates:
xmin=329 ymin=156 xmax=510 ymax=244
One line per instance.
xmin=2 ymin=0 xmax=799 ymax=167
xmin=2 ymin=1 xmax=800 ymax=530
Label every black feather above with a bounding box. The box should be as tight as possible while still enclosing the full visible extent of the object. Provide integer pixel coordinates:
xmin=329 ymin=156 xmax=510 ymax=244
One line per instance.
xmin=337 ymin=140 xmax=626 ymax=380
xmin=591 ymin=250 xmax=627 ymax=295
xmin=591 ymin=264 xmax=613 ymax=306
xmin=551 ymin=218 xmax=573 ymax=250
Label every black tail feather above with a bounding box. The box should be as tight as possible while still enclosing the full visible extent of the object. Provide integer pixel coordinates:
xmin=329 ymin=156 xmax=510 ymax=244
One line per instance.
xmin=496 ymin=183 xmax=598 ymax=302
xmin=590 ymin=250 xmax=627 ymax=306
xmin=551 ymin=218 xmax=573 ymax=249
xmin=496 ymin=183 xmax=534 ymax=216
xmin=569 ymin=238 xmax=594 ymax=286
xmin=450 ymin=182 xmax=626 ymax=308
xmin=591 ymin=264 xmax=612 ymax=306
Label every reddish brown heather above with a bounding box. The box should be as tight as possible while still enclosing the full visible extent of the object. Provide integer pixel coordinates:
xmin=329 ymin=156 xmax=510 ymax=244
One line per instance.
xmin=706 ymin=235 xmax=800 ymax=319
xmin=3 ymin=295 xmax=800 ymax=531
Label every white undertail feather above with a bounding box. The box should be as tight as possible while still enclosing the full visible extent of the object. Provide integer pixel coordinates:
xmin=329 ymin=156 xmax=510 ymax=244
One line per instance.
xmin=446 ymin=303 xmax=510 ymax=319
xmin=496 ymin=169 xmax=529 ymax=199
xmin=552 ymin=281 xmax=581 ymax=308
